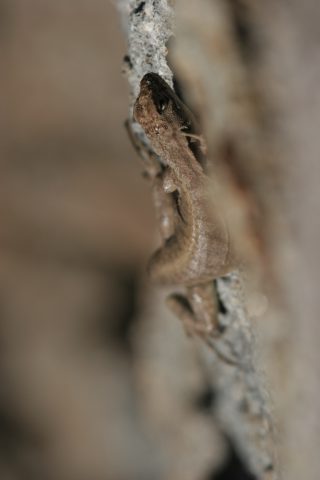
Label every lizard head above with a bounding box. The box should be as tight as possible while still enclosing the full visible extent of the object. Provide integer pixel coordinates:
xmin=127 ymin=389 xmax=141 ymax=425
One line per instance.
xmin=133 ymin=73 xmax=197 ymax=158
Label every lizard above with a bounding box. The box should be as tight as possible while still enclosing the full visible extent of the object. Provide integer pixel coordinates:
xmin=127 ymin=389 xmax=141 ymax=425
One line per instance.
xmin=133 ymin=72 xmax=237 ymax=356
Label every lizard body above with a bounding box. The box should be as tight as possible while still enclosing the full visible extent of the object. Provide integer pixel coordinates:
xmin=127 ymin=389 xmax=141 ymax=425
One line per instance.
xmin=134 ymin=73 xmax=234 ymax=285
xmin=133 ymin=72 xmax=236 ymax=350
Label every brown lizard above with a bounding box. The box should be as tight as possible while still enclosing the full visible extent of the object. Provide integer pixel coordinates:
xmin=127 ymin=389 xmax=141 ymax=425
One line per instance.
xmin=133 ymin=72 xmax=237 ymax=352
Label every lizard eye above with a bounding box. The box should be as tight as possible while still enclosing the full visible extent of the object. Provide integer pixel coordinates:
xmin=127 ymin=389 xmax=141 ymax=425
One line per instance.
xmin=155 ymin=94 xmax=169 ymax=114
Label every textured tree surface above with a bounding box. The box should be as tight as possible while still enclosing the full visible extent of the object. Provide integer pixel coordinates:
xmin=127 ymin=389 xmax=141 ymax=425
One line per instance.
xmin=0 ymin=1 xmax=319 ymax=480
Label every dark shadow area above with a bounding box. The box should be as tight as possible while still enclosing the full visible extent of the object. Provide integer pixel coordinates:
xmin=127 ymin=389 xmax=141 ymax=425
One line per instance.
xmin=210 ymin=440 xmax=258 ymax=480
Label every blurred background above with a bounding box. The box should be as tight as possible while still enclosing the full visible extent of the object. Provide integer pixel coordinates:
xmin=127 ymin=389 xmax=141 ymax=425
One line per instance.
xmin=0 ymin=1 xmax=162 ymax=479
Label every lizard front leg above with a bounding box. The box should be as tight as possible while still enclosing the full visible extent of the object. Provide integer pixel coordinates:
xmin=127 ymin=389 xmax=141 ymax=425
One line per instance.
xmin=153 ymin=173 xmax=176 ymax=241
xmin=125 ymin=120 xmax=176 ymax=242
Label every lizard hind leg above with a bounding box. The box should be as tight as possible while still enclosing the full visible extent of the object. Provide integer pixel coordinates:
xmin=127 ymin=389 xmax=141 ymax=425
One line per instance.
xmin=188 ymin=282 xmax=220 ymax=335
xmin=166 ymin=285 xmax=238 ymax=366
xmin=165 ymin=293 xmax=195 ymax=338
xmin=166 ymin=282 xmax=220 ymax=339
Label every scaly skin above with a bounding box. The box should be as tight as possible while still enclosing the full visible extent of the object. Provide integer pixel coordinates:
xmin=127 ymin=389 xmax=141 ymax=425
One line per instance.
xmin=134 ymin=72 xmax=234 ymax=286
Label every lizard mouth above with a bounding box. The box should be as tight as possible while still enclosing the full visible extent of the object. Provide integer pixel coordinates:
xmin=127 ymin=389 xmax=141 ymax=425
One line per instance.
xmin=133 ymin=90 xmax=151 ymax=126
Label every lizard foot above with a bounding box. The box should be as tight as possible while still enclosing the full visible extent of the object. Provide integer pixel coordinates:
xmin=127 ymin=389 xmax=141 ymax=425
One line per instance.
xmin=166 ymin=292 xmax=238 ymax=366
